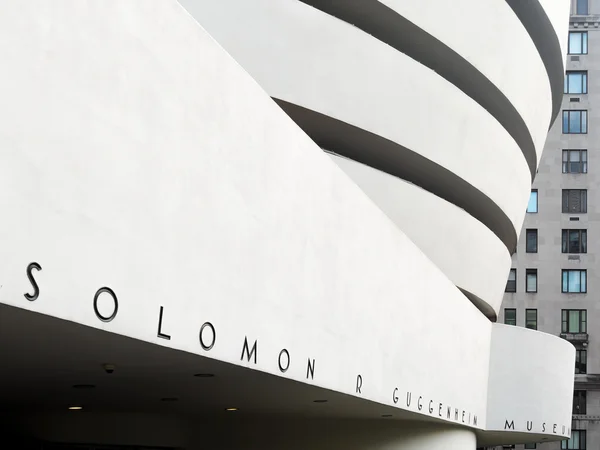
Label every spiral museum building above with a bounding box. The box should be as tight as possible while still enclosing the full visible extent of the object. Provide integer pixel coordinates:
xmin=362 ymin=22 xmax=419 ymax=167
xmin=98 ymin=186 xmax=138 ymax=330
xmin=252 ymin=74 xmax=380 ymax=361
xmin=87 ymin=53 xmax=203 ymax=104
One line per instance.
xmin=0 ymin=1 xmax=573 ymax=449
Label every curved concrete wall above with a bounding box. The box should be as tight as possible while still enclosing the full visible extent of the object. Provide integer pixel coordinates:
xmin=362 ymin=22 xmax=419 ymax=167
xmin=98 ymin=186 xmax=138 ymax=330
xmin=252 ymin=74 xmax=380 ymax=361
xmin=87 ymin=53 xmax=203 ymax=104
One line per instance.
xmin=330 ymin=154 xmax=511 ymax=318
xmin=0 ymin=0 xmax=573 ymax=448
xmin=380 ymin=0 xmax=552 ymax=163
xmin=484 ymin=325 xmax=575 ymax=445
xmin=179 ymin=0 xmax=531 ymax=254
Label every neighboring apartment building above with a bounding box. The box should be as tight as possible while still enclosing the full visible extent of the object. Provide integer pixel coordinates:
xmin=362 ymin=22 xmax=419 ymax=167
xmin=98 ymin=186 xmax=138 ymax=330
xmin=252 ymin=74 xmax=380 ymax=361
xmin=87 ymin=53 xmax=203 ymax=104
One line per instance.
xmin=500 ymin=1 xmax=600 ymax=450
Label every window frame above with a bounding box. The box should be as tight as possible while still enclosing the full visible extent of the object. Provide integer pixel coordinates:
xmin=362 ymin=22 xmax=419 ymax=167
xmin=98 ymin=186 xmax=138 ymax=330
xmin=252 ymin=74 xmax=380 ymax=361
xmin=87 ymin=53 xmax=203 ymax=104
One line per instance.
xmin=565 ymin=71 xmax=588 ymax=94
xmin=562 ymin=430 xmax=586 ymax=449
xmin=526 ymin=229 xmax=538 ymax=253
xmin=504 ymin=308 xmax=517 ymax=326
xmin=576 ymin=350 xmax=587 ymax=375
xmin=505 ymin=269 xmax=517 ymax=293
xmin=573 ymin=390 xmax=587 ymax=415
xmin=562 ymin=189 xmax=588 ymax=214
xmin=569 ymin=31 xmax=588 ymax=55
xmin=576 ymin=0 xmax=589 ymax=15
xmin=525 ymin=444 xmax=537 ymax=450
xmin=562 ymin=149 xmax=588 ymax=174
xmin=562 ymin=270 xmax=588 ymax=293
xmin=526 ymin=309 xmax=538 ymax=330
xmin=525 ymin=269 xmax=538 ymax=293
xmin=563 ymin=110 xmax=588 ymax=134
xmin=562 ymin=309 xmax=587 ymax=333
xmin=562 ymin=229 xmax=587 ymax=254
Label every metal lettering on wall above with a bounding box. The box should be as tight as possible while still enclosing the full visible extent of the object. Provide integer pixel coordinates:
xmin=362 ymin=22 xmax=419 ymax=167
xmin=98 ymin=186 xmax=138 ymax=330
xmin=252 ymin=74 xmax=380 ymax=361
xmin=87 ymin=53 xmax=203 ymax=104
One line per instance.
xmin=19 ymin=260 xmax=568 ymax=434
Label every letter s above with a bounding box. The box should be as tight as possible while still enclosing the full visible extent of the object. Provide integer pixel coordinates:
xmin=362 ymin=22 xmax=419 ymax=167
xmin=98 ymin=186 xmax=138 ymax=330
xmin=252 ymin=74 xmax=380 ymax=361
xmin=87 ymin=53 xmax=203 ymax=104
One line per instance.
xmin=24 ymin=262 xmax=42 ymax=301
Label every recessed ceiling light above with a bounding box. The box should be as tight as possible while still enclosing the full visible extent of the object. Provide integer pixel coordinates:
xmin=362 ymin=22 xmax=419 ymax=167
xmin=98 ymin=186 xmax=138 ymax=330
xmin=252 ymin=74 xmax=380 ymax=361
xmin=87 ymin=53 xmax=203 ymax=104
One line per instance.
xmin=313 ymin=399 xmax=328 ymax=403
xmin=225 ymin=407 xmax=238 ymax=411
xmin=160 ymin=397 xmax=179 ymax=402
xmin=193 ymin=373 xmax=215 ymax=378
xmin=68 ymin=406 xmax=83 ymax=410
xmin=381 ymin=414 xmax=393 ymax=418
xmin=72 ymin=384 xmax=96 ymax=389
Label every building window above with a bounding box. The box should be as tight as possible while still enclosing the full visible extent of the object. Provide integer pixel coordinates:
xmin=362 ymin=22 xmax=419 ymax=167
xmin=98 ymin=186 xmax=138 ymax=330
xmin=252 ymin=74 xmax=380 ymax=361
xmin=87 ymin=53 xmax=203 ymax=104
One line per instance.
xmin=563 ymin=150 xmax=587 ymax=173
xmin=527 ymin=190 xmax=538 ymax=213
xmin=562 ymin=229 xmax=587 ymax=253
xmin=574 ymin=390 xmax=587 ymax=414
xmin=562 ymin=189 xmax=587 ymax=213
xmin=576 ymin=0 xmax=589 ymax=15
xmin=505 ymin=269 xmax=516 ymax=293
xmin=563 ymin=110 xmax=588 ymax=134
xmin=504 ymin=308 xmax=516 ymax=326
xmin=526 ymin=229 xmax=538 ymax=253
xmin=525 ymin=444 xmax=537 ymax=450
xmin=562 ymin=270 xmax=587 ymax=293
xmin=576 ymin=350 xmax=588 ymax=375
xmin=565 ymin=71 xmax=588 ymax=94
xmin=526 ymin=269 xmax=538 ymax=293
xmin=562 ymin=430 xmax=586 ymax=449
xmin=562 ymin=270 xmax=588 ymax=294
xmin=562 ymin=309 xmax=587 ymax=333
xmin=526 ymin=309 xmax=538 ymax=330
xmin=569 ymin=31 xmax=588 ymax=55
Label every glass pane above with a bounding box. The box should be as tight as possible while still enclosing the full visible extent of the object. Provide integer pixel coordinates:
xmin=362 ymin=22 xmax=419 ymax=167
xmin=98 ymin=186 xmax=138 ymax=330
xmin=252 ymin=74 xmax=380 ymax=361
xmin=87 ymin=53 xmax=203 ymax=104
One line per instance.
xmin=570 ymin=32 xmax=582 ymax=54
xmin=577 ymin=0 xmax=588 ymax=15
xmin=569 ymin=271 xmax=582 ymax=292
xmin=570 ymin=152 xmax=581 ymax=162
xmin=582 ymin=231 xmax=587 ymax=253
xmin=508 ymin=269 xmax=516 ymax=281
xmin=582 ymin=151 xmax=587 ymax=162
xmin=569 ymin=311 xmax=580 ymax=332
xmin=581 ymin=271 xmax=587 ymax=292
xmin=583 ymin=33 xmax=588 ymax=53
xmin=563 ymin=271 xmax=568 ymax=291
xmin=571 ymin=111 xmax=581 ymax=132
xmin=563 ymin=111 xmax=569 ymax=132
xmin=569 ymin=231 xmax=580 ymax=252
xmin=583 ymin=74 xmax=587 ymax=93
xmin=527 ymin=191 xmax=538 ymax=212
xmin=582 ymin=111 xmax=587 ymax=132
xmin=527 ymin=273 xmax=537 ymax=292
xmin=569 ymin=74 xmax=582 ymax=93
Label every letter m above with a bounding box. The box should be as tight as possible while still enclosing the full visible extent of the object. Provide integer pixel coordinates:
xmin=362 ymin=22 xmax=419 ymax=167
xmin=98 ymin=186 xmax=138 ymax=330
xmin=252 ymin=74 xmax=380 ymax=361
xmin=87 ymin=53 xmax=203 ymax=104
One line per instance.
xmin=241 ymin=337 xmax=257 ymax=364
xmin=504 ymin=420 xmax=515 ymax=430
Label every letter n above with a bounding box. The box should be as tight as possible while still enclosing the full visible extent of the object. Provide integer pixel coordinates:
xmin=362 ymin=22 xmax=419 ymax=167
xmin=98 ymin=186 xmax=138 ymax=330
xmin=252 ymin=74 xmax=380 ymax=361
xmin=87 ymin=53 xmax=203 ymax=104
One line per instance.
xmin=306 ymin=358 xmax=315 ymax=379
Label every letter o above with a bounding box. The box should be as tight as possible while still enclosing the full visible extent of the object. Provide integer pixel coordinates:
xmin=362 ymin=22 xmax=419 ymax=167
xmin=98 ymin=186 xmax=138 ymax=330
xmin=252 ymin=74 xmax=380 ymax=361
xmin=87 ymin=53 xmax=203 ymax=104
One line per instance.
xmin=278 ymin=349 xmax=290 ymax=373
xmin=93 ymin=287 xmax=118 ymax=322
xmin=199 ymin=322 xmax=216 ymax=351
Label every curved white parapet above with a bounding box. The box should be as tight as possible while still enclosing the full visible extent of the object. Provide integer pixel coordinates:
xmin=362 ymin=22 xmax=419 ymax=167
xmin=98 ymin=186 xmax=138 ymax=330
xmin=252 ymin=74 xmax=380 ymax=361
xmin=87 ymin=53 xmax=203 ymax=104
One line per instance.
xmin=179 ymin=0 xmax=532 ymax=252
xmin=482 ymin=325 xmax=575 ymax=446
xmin=380 ymin=0 xmax=553 ymax=164
xmin=330 ymin=154 xmax=511 ymax=318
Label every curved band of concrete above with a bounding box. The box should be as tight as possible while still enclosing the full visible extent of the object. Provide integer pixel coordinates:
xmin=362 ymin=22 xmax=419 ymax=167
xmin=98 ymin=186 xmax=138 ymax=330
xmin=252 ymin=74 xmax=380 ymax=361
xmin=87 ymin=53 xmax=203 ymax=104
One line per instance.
xmin=181 ymin=0 xmax=532 ymax=253
xmin=297 ymin=0 xmax=550 ymax=176
xmin=330 ymin=153 xmax=511 ymax=319
xmin=504 ymin=0 xmax=568 ymax=127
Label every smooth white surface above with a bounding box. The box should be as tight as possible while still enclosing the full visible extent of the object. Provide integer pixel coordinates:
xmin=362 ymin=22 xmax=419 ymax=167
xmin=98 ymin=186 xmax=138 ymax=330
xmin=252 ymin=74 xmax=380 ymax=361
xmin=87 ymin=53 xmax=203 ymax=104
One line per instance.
xmin=0 ymin=0 xmax=573 ymax=445
xmin=538 ymin=0 xmax=570 ymax=67
xmin=179 ymin=0 xmax=531 ymax=238
xmin=487 ymin=324 xmax=575 ymax=436
xmin=331 ymin=154 xmax=511 ymax=316
xmin=0 ymin=0 xmax=490 ymax=428
xmin=381 ymin=0 xmax=553 ymax=164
